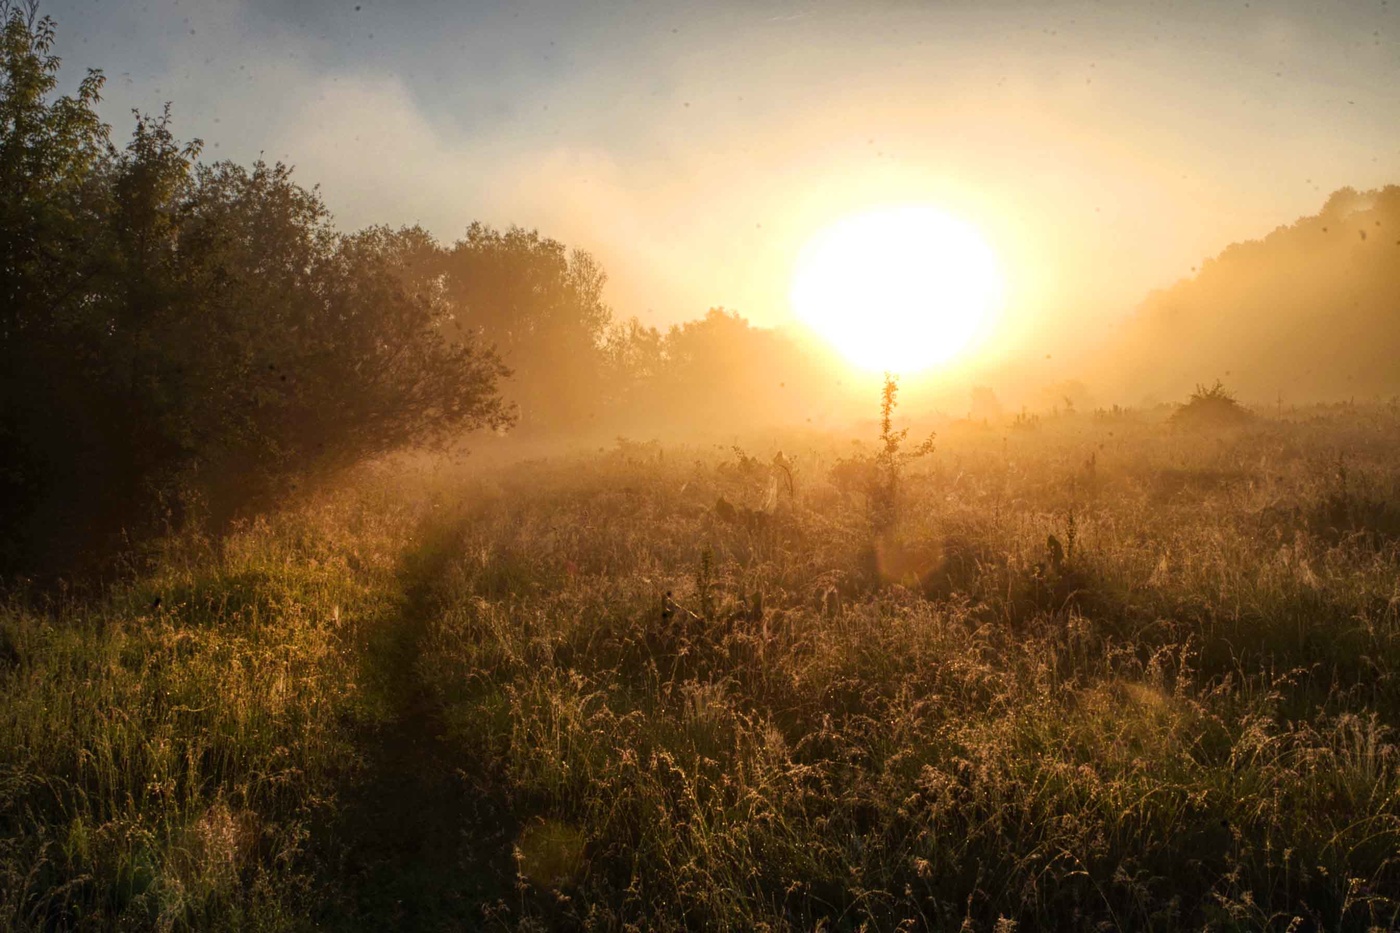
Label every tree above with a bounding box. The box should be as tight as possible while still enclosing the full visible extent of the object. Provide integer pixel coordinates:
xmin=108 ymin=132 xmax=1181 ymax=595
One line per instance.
xmin=437 ymin=223 xmax=611 ymax=429
xmin=0 ymin=0 xmax=115 ymax=571
xmin=0 ymin=6 xmax=511 ymax=574
xmin=593 ymin=306 xmax=852 ymax=432
xmin=0 ymin=2 xmax=111 ymax=333
xmin=1117 ymin=184 xmax=1400 ymax=401
xmin=601 ymin=316 xmax=665 ymax=410
xmin=652 ymin=308 xmax=820 ymax=428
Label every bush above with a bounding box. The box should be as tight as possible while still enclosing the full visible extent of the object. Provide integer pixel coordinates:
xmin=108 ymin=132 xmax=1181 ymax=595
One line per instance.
xmin=1171 ymin=379 xmax=1254 ymax=428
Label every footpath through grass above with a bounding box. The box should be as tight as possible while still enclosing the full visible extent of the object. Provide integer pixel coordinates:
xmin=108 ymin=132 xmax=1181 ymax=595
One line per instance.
xmin=310 ymin=519 xmax=518 ymax=930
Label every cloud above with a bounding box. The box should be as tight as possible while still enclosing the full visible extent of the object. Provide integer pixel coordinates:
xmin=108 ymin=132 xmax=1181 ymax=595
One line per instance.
xmin=269 ymin=73 xmax=485 ymax=233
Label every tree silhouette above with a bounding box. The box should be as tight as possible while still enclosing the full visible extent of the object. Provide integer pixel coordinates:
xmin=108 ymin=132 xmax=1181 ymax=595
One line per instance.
xmin=0 ymin=5 xmax=511 ymax=574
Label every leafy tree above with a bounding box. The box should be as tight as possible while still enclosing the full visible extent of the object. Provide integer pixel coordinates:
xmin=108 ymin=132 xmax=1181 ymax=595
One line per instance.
xmin=1121 ymin=184 xmax=1400 ymax=401
xmin=0 ymin=0 xmax=115 ymax=571
xmin=0 ymin=5 xmax=510 ymax=574
xmin=601 ymin=316 xmax=666 ymax=409
xmin=594 ymin=306 xmax=854 ymax=432
xmin=437 ymin=223 xmax=611 ymax=429
xmin=0 ymin=2 xmax=111 ymax=326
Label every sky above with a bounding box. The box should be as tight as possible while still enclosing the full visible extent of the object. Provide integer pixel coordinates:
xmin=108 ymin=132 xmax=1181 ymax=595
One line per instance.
xmin=43 ymin=0 xmax=1400 ymax=365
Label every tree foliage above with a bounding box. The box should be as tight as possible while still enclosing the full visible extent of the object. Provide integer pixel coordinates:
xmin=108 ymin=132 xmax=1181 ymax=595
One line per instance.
xmin=0 ymin=4 xmax=510 ymax=574
xmin=437 ymin=223 xmax=611 ymax=430
xmin=0 ymin=1 xmax=851 ymax=575
xmin=599 ymin=308 xmax=845 ymax=430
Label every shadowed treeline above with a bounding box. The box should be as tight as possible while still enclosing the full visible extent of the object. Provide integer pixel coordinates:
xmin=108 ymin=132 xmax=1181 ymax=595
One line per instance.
xmin=0 ymin=4 xmax=509 ymax=575
xmin=0 ymin=3 xmax=842 ymax=578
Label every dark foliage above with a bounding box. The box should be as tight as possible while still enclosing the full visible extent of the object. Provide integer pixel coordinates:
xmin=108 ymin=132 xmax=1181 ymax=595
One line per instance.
xmin=1170 ymin=379 xmax=1255 ymax=428
xmin=0 ymin=4 xmax=511 ymax=575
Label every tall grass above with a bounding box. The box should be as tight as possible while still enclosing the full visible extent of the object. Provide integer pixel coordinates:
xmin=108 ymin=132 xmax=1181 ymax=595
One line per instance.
xmin=5 ymin=408 xmax=1400 ymax=929
xmin=0 ymin=475 xmax=419 ymax=930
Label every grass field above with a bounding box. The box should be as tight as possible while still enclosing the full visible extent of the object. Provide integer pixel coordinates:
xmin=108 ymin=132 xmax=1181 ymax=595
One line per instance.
xmin=4 ymin=404 xmax=1400 ymax=930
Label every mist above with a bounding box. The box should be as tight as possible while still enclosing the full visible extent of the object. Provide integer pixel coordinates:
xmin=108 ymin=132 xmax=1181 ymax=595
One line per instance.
xmin=1098 ymin=185 xmax=1400 ymax=404
xmin=9 ymin=1 xmax=1400 ymax=928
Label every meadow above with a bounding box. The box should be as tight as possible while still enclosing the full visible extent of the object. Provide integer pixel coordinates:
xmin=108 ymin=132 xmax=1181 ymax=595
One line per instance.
xmin=3 ymin=402 xmax=1400 ymax=931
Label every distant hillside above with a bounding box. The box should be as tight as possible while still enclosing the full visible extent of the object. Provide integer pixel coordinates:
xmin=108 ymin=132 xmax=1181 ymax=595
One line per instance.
xmin=1109 ymin=185 xmax=1400 ymax=403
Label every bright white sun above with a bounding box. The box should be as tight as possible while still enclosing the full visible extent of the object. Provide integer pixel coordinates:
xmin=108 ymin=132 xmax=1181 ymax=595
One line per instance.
xmin=790 ymin=205 xmax=1004 ymax=373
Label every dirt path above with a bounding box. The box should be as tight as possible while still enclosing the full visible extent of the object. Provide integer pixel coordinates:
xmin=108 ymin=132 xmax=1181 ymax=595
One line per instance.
xmin=313 ymin=523 xmax=517 ymax=931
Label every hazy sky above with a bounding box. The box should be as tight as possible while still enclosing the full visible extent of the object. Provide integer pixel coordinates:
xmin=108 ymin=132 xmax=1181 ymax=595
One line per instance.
xmin=45 ymin=0 xmax=1400 ymax=358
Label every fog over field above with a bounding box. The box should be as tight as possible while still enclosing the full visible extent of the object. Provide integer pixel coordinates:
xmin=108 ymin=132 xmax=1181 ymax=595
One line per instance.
xmin=4 ymin=0 xmax=1400 ymax=929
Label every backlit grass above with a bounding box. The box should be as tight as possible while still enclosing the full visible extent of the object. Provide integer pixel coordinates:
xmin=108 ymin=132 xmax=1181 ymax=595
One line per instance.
xmin=4 ymin=407 xmax=1400 ymax=930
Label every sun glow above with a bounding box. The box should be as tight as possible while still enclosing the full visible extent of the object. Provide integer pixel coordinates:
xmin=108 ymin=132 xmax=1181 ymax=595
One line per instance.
xmin=790 ymin=205 xmax=1004 ymax=373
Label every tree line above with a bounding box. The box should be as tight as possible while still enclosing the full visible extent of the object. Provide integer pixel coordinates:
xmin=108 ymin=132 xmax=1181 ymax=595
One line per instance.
xmin=0 ymin=2 xmax=835 ymax=576
xmin=1110 ymin=185 xmax=1400 ymax=403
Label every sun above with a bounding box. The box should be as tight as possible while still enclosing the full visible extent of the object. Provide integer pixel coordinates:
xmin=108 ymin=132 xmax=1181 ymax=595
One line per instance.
xmin=790 ymin=205 xmax=1004 ymax=373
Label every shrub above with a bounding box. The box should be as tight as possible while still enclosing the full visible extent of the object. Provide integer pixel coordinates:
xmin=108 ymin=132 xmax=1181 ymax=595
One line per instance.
xmin=1171 ymin=379 xmax=1254 ymax=428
